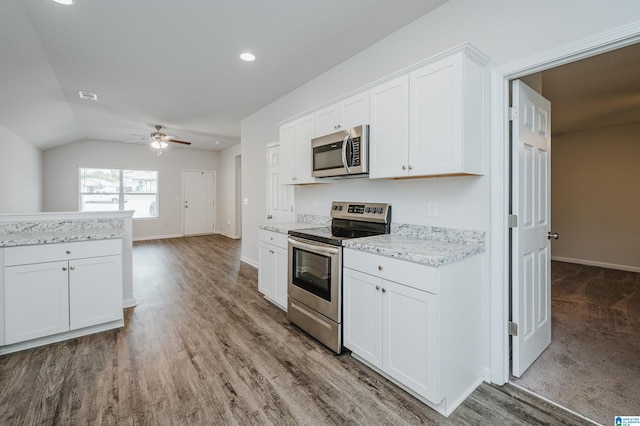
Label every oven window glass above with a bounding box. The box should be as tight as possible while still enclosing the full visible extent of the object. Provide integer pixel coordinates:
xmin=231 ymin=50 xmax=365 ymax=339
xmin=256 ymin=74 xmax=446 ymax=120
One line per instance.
xmin=292 ymin=247 xmax=331 ymax=301
xmin=313 ymin=143 xmax=343 ymax=171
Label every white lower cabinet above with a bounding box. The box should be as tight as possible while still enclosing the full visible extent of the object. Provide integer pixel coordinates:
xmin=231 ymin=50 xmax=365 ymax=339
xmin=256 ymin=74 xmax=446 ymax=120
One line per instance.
xmin=343 ymin=248 xmax=482 ymax=417
xmin=3 ymin=239 xmax=123 ymax=348
xmin=258 ymin=229 xmax=288 ymax=310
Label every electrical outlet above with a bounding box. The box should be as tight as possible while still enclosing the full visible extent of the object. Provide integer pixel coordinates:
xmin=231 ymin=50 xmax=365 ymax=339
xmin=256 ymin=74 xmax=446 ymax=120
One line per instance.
xmin=427 ymin=202 xmax=439 ymax=217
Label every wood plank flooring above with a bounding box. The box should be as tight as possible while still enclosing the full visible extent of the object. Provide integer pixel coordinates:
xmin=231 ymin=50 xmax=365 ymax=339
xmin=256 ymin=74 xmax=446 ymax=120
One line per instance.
xmin=0 ymin=235 xmax=594 ymax=425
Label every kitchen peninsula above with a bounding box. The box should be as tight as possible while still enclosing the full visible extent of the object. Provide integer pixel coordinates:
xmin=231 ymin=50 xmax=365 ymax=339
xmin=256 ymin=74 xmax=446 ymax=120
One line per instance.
xmin=0 ymin=211 xmax=133 ymax=355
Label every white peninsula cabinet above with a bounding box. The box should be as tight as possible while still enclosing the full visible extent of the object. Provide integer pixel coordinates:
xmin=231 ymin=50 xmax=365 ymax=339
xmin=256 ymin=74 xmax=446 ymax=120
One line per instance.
xmin=279 ymin=113 xmax=317 ymax=184
xmin=258 ymin=229 xmax=288 ymax=310
xmin=369 ymin=45 xmax=489 ymax=179
xmin=314 ymin=90 xmax=370 ymax=137
xmin=343 ymin=248 xmax=482 ymax=417
xmin=3 ymin=239 xmax=123 ymax=349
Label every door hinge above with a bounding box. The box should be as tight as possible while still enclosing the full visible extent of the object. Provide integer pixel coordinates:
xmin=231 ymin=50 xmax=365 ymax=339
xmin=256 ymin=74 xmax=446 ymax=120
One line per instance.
xmin=508 ymin=321 xmax=518 ymax=336
xmin=508 ymin=107 xmax=519 ymax=121
xmin=508 ymin=214 xmax=518 ymax=228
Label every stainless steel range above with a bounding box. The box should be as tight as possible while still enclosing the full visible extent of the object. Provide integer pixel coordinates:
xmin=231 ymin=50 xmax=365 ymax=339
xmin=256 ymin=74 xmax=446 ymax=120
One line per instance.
xmin=287 ymin=201 xmax=391 ymax=353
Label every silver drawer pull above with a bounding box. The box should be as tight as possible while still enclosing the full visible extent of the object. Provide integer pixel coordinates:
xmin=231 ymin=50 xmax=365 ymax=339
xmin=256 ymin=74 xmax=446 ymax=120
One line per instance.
xmin=69 ymin=266 xmax=75 ymax=271
xmin=62 ymin=267 xmax=67 ymax=271
xmin=381 ymin=288 xmax=387 ymax=293
xmin=378 ymin=265 xmax=383 ymax=271
xmin=375 ymin=285 xmax=380 ymax=291
xmin=66 ymin=250 xmax=71 ymax=254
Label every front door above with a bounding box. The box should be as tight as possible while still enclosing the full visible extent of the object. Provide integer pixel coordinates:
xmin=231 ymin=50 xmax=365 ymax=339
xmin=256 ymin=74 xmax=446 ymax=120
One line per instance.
xmin=511 ymin=80 xmax=553 ymax=377
xmin=183 ymin=170 xmax=215 ymax=236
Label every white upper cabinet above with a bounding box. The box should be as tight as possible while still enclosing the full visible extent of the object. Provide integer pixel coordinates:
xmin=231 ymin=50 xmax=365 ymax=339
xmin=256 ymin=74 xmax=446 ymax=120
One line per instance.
xmin=369 ymin=75 xmax=410 ymax=179
xmin=315 ymin=91 xmax=370 ymax=137
xmin=409 ymin=51 xmax=484 ymax=176
xmin=370 ymin=46 xmax=487 ymax=179
xmin=279 ymin=113 xmax=317 ymax=184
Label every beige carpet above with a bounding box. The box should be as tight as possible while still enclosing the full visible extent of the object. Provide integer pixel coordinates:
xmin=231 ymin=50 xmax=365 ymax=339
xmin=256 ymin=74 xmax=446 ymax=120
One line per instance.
xmin=511 ymin=261 xmax=640 ymax=425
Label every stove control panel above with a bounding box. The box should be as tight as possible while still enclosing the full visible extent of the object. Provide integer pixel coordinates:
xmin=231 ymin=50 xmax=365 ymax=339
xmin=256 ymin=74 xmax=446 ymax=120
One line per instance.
xmin=331 ymin=201 xmax=391 ymax=223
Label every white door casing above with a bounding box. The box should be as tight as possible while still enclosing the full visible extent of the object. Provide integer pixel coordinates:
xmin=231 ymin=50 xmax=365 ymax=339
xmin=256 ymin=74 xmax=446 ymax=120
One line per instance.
xmin=183 ymin=170 xmax=215 ymax=236
xmin=511 ymin=80 xmax=552 ymax=377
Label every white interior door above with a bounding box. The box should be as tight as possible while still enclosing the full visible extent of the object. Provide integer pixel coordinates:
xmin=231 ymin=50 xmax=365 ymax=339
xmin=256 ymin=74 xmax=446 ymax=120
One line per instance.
xmin=183 ymin=170 xmax=215 ymax=236
xmin=266 ymin=144 xmax=294 ymax=221
xmin=511 ymin=80 xmax=553 ymax=377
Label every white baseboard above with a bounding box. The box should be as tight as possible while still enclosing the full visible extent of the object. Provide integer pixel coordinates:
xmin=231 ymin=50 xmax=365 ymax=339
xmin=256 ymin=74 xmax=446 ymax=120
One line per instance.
xmin=218 ymin=232 xmax=241 ymax=240
xmin=123 ymin=298 xmax=137 ymax=308
xmin=133 ymin=233 xmax=183 ymax=242
xmin=241 ymin=256 xmax=258 ymax=268
xmin=551 ymin=256 xmax=640 ymax=273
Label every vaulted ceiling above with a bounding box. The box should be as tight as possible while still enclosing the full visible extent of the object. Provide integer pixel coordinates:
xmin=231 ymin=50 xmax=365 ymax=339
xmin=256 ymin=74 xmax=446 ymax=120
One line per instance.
xmin=0 ymin=0 xmax=447 ymax=151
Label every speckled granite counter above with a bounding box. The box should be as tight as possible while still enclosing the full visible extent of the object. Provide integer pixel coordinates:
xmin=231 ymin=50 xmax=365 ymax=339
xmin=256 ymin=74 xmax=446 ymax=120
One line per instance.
xmin=0 ymin=217 xmax=125 ymax=247
xmin=258 ymin=214 xmax=331 ymax=234
xmin=343 ymin=224 xmax=485 ymax=267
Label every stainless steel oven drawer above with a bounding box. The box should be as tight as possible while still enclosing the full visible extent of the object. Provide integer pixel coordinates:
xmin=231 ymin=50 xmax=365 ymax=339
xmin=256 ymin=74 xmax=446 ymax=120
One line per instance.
xmin=288 ymin=297 xmax=341 ymax=354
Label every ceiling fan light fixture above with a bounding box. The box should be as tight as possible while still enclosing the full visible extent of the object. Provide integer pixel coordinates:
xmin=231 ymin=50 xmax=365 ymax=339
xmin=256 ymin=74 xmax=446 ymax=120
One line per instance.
xmin=150 ymin=141 xmax=168 ymax=149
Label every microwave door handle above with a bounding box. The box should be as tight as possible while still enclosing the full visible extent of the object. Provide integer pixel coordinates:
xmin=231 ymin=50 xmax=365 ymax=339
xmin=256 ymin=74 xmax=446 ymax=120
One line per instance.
xmin=342 ymin=134 xmax=352 ymax=173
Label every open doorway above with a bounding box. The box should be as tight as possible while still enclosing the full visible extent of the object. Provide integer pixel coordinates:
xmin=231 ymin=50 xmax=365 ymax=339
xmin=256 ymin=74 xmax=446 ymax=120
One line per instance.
xmin=509 ymin=43 xmax=640 ymax=424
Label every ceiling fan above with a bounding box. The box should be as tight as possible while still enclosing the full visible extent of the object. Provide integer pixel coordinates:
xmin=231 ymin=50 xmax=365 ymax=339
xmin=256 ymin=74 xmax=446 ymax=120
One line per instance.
xmin=127 ymin=125 xmax=192 ymax=155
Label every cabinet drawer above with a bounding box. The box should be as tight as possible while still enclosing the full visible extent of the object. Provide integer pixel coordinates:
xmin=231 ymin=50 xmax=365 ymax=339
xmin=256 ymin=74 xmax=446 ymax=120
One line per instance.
xmin=344 ymin=248 xmax=437 ymax=294
xmin=258 ymin=229 xmax=288 ymax=249
xmin=5 ymin=239 xmax=122 ymax=266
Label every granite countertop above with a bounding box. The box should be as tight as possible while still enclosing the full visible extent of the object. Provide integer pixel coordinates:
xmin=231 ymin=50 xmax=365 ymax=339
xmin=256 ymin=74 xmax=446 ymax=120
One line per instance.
xmin=0 ymin=229 xmax=125 ymax=247
xmin=342 ymin=234 xmax=484 ymax=267
xmin=258 ymin=222 xmax=321 ymax=234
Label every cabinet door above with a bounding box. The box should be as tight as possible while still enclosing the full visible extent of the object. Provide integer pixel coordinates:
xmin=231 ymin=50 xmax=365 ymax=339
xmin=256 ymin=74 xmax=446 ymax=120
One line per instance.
xmin=315 ymin=104 xmax=341 ymax=137
xmin=343 ymin=268 xmax=383 ymax=369
xmin=410 ymin=55 xmax=462 ymax=176
xmin=369 ymin=75 xmax=410 ymax=179
xmin=292 ymin=114 xmax=316 ymax=184
xmin=383 ymin=280 xmax=439 ymax=403
xmin=279 ymin=122 xmax=296 ymax=184
xmin=69 ymin=255 xmax=123 ymax=330
xmin=5 ymin=261 xmax=69 ymax=344
xmin=341 ymin=91 xmax=370 ymax=129
xmin=258 ymin=243 xmax=276 ymax=299
xmin=272 ymin=245 xmax=288 ymax=310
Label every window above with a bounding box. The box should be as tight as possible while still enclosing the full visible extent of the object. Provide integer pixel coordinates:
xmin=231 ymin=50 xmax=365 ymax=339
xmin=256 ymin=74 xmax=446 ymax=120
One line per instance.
xmin=79 ymin=168 xmax=158 ymax=219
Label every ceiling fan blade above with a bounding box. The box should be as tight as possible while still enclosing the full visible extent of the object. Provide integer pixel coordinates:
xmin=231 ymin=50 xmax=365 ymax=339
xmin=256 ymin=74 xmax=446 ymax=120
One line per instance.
xmin=167 ymin=139 xmax=192 ymax=145
xmin=125 ymin=139 xmax=148 ymax=143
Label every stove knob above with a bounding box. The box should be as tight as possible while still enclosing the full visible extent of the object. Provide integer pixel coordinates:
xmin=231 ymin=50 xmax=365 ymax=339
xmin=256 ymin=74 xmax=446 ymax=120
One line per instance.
xmin=337 ymin=205 xmax=343 ymax=211
xmin=365 ymin=207 xmax=371 ymax=213
xmin=332 ymin=205 xmax=338 ymax=211
xmin=377 ymin=207 xmax=384 ymax=214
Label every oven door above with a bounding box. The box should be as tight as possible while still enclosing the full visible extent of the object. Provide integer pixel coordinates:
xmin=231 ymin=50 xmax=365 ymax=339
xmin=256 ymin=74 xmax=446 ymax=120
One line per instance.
xmin=287 ymin=236 xmax=341 ymax=322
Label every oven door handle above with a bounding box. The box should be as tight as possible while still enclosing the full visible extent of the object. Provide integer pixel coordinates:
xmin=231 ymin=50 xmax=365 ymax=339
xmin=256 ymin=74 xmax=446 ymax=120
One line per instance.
xmin=288 ymin=237 xmax=340 ymax=256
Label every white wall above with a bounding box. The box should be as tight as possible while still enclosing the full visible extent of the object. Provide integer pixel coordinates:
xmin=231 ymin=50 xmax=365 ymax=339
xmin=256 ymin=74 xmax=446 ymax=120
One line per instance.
xmin=552 ymin=123 xmax=640 ymax=271
xmin=217 ymin=144 xmax=242 ymax=239
xmin=0 ymin=124 xmax=42 ymax=213
xmin=42 ymin=140 xmax=219 ymax=240
xmin=241 ymin=0 xmax=640 ymax=379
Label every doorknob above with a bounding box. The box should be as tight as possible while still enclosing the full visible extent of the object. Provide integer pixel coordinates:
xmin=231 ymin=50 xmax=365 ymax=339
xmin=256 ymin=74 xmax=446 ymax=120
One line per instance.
xmin=547 ymin=232 xmax=559 ymax=240
xmin=267 ymin=214 xmax=273 ymax=219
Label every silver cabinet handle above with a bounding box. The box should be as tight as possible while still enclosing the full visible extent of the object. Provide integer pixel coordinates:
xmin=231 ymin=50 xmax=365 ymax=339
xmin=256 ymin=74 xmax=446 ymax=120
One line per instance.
xmin=408 ymin=165 xmax=413 ymax=170
xmin=267 ymin=214 xmax=273 ymax=219
xmin=62 ymin=267 xmax=67 ymax=271
xmin=375 ymin=285 xmax=380 ymax=291
xmin=547 ymin=232 xmax=559 ymax=240
xmin=402 ymin=165 xmax=407 ymax=170
xmin=378 ymin=265 xmax=383 ymax=271
xmin=66 ymin=250 xmax=71 ymax=254
xmin=381 ymin=288 xmax=387 ymax=293
xmin=69 ymin=266 xmax=75 ymax=271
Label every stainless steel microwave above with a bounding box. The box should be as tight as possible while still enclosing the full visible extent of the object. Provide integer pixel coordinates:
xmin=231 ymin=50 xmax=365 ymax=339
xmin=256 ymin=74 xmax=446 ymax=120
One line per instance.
xmin=311 ymin=125 xmax=369 ymax=178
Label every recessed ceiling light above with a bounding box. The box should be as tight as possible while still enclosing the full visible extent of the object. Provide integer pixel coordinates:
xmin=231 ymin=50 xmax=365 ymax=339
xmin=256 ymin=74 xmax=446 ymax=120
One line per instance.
xmin=240 ymin=52 xmax=256 ymax=62
xmin=78 ymin=91 xmax=98 ymax=101
xmin=52 ymin=0 xmax=74 ymax=5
